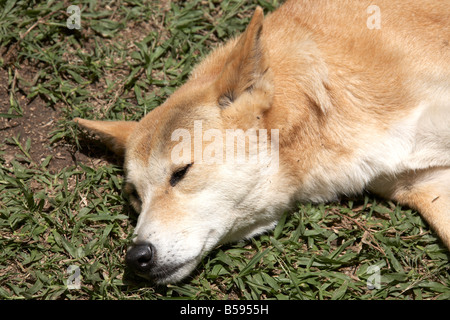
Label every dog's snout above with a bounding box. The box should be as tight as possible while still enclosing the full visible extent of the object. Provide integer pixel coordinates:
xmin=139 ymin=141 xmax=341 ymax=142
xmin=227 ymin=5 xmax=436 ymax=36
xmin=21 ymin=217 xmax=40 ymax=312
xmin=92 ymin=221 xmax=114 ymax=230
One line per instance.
xmin=126 ymin=243 xmax=155 ymax=274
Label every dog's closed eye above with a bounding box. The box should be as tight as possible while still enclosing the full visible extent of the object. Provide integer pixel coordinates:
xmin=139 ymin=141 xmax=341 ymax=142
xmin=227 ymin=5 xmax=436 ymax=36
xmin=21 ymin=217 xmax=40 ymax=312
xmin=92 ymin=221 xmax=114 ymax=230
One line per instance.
xmin=170 ymin=163 xmax=192 ymax=187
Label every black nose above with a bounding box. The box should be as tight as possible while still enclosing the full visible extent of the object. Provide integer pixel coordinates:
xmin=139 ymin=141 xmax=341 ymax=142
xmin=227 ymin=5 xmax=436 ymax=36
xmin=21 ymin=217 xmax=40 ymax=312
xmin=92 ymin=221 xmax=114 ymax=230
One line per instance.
xmin=126 ymin=243 xmax=155 ymax=274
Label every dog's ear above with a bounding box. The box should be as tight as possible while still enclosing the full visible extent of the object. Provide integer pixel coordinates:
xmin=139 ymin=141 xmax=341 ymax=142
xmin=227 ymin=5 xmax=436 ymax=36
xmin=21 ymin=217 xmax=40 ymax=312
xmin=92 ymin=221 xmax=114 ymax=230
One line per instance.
xmin=215 ymin=7 xmax=270 ymax=108
xmin=74 ymin=118 xmax=137 ymax=156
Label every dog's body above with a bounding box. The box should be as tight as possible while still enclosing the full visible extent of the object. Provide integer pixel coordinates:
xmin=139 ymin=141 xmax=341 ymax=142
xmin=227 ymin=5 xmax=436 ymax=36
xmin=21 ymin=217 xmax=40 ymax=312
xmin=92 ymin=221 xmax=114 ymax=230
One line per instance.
xmin=75 ymin=0 xmax=450 ymax=284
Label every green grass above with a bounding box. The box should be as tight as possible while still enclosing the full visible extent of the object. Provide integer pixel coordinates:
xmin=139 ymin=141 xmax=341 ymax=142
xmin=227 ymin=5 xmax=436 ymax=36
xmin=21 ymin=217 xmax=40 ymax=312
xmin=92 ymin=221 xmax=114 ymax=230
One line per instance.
xmin=1 ymin=0 xmax=449 ymax=300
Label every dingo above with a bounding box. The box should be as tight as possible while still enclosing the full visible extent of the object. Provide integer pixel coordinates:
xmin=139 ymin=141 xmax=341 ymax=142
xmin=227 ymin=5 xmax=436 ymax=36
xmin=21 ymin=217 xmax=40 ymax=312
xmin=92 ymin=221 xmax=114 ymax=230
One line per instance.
xmin=74 ymin=0 xmax=450 ymax=284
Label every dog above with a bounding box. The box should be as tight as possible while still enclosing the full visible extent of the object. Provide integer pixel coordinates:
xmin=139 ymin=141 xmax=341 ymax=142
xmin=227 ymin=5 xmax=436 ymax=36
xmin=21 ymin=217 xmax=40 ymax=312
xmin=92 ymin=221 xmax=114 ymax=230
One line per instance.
xmin=74 ymin=0 xmax=450 ymax=284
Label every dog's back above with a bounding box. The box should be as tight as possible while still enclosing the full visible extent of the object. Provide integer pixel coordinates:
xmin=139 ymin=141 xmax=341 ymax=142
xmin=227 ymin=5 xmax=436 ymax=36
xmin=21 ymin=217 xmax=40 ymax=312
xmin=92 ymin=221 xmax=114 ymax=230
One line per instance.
xmin=253 ymin=0 xmax=450 ymax=246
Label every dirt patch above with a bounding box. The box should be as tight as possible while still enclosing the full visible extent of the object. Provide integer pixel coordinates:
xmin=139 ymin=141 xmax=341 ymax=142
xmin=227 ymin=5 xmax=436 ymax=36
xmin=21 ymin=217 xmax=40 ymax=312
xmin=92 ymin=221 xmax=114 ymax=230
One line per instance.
xmin=0 ymin=66 xmax=109 ymax=173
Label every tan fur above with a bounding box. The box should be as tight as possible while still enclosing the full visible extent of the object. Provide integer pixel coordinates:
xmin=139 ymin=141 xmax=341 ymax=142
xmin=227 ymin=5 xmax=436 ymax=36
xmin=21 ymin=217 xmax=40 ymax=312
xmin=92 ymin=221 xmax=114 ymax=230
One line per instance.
xmin=75 ymin=0 xmax=449 ymax=282
xmin=74 ymin=118 xmax=137 ymax=156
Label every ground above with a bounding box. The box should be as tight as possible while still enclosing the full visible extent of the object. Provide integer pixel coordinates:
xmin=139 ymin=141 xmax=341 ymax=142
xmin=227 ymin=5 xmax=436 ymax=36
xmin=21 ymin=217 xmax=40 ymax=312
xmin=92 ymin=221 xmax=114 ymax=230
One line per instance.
xmin=0 ymin=0 xmax=449 ymax=300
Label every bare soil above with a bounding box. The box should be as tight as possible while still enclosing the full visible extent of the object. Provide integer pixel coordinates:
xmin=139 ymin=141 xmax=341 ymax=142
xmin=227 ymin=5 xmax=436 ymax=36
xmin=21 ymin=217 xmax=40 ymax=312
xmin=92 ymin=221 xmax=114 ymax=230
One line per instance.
xmin=0 ymin=66 xmax=112 ymax=173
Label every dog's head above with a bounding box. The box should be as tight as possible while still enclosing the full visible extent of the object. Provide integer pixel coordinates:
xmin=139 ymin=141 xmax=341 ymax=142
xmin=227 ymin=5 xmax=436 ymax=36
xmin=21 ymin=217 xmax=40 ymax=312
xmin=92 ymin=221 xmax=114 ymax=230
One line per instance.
xmin=74 ymin=8 xmax=289 ymax=284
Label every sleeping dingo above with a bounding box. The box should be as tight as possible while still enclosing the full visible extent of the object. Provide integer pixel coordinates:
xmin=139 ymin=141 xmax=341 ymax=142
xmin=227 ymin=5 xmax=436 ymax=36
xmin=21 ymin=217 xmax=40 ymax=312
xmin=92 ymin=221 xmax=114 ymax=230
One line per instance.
xmin=74 ymin=0 xmax=450 ymax=284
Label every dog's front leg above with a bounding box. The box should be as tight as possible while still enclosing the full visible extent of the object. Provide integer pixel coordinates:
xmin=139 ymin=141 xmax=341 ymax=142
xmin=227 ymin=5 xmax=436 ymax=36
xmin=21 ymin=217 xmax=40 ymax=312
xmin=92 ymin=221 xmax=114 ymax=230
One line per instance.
xmin=370 ymin=167 xmax=450 ymax=249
